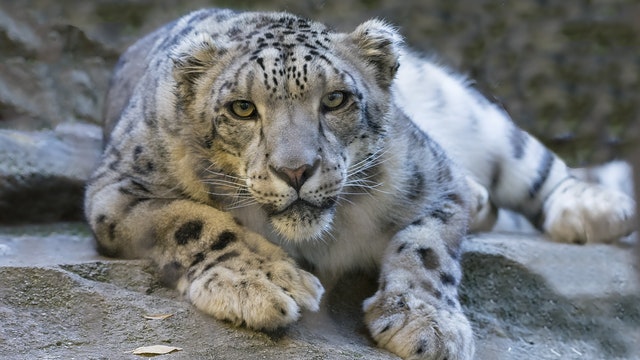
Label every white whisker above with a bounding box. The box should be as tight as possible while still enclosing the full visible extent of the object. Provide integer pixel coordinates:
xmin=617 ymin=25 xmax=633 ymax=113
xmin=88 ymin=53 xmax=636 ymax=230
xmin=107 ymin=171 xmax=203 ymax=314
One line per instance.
xmin=201 ymin=178 xmax=246 ymax=187
xmin=206 ymin=191 xmax=253 ymax=198
xmin=340 ymin=149 xmax=393 ymax=200
xmin=336 ymin=195 xmax=356 ymax=206
xmin=225 ymin=200 xmax=259 ymax=210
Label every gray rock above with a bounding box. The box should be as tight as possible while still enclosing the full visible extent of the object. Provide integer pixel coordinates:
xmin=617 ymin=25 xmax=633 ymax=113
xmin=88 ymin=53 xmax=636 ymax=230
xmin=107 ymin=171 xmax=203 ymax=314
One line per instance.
xmin=0 ymin=225 xmax=637 ymax=359
xmin=1 ymin=0 xmax=639 ymax=163
xmin=0 ymin=124 xmax=102 ymax=223
xmin=462 ymin=234 xmax=639 ymax=360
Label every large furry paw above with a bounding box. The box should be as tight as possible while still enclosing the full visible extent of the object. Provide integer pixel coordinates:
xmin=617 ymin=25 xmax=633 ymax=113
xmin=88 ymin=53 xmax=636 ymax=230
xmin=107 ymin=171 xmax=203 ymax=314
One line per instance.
xmin=466 ymin=176 xmax=497 ymax=233
xmin=363 ymin=291 xmax=474 ymax=360
xmin=184 ymin=255 xmax=324 ymax=330
xmin=543 ymin=178 xmax=636 ymax=244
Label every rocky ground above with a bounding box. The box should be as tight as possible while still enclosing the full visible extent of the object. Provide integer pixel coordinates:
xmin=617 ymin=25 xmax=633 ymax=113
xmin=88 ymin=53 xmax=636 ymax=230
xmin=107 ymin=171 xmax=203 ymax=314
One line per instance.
xmin=0 ymin=1 xmax=639 ymax=359
xmin=1 ymin=225 xmax=638 ymax=359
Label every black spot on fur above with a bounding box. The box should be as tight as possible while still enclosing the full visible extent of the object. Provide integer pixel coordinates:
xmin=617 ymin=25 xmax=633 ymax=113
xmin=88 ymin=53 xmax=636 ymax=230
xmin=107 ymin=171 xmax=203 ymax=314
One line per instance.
xmin=529 ymin=150 xmax=554 ymax=198
xmin=363 ymin=103 xmax=385 ymax=135
xmin=215 ymin=250 xmax=240 ymax=263
xmin=440 ymin=272 xmax=457 ymax=286
xmin=380 ymin=322 xmax=392 ymax=334
xmin=203 ymin=261 xmax=217 ymax=273
xmin=446 ymin=297 xmax=457 ymax=308
xmin=211 ymin=230 xmax=237 ymax=251
xmin=433 ymin=289 xmax=442 ymax=299
xmin=187 ymin=267 xmax=198 ymax=281
xmin=107 ymin=148 xmax=122 ymax=171
xmin=132 ymin=146 xmax=156 ymax=174
xmin=123 ymin=197 xmax=151 ymax=215
xmin=190 ymin=252 xmax=206 ymax=267
xmin=429 ymin=208 xmax=452 ymax=223
xmin=445 ymin=192 xmax=464 ymax=206
xmin=407 ymin=167 xmax=425 ymax=201
xmin=256 ymin=57 xmax=265 ymax=70
xmin=417 ymin=247 xmax=440 ymax=270
xmin=174 ymin=220 xmax=204 ymax=245
xmin=437 ymin=164 xmax=453 ymax=184
xmin=510 ymin=127 xmax=529 ymax=159
xmin=397 ymin=243 xmax=407 ymax=253
xmin=133 ymin=145 xmax=143 ymax=159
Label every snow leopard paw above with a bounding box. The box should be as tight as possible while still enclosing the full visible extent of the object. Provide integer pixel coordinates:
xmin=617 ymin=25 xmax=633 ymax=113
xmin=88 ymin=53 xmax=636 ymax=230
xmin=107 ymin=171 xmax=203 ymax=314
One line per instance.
xmin=466 ymin=176 xmax=498 ymax=233
xmin=542 ymin=178 xmax=636 ymax=244
xmin=185 ymin=253 xmax=324 ymax=330
xmin=363 ymin=291 xmax=474 ymax=360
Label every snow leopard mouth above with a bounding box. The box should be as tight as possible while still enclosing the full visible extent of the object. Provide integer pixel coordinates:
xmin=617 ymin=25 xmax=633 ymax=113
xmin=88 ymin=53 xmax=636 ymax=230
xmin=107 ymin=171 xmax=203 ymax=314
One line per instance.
xmin=267 ymin=198 xmax=338 ymax=241
xmin=266 ymin=198 xmax=336 ymax=217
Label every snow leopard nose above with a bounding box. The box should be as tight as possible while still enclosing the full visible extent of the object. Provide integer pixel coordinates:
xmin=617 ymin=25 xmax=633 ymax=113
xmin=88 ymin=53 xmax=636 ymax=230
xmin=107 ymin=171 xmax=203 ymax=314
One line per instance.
xmin=271 ymin=161 xmax=319 ymax=192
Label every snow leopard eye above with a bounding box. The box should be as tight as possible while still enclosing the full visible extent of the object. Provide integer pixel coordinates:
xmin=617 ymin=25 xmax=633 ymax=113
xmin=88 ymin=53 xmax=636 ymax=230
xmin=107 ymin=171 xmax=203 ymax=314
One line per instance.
xmin=321 ymin=91 xmax=347 ymax=111
xmin=229 ymin=100 xmax=257 ymax=119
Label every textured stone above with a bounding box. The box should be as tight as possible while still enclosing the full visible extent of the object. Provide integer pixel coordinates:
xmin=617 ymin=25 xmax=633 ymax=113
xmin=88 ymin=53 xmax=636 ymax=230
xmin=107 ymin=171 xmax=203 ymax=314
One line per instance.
xmin=0 ymin=226 xmax=637 ymax=359
xmin=0 ymin=124 xmax=102 ymax=223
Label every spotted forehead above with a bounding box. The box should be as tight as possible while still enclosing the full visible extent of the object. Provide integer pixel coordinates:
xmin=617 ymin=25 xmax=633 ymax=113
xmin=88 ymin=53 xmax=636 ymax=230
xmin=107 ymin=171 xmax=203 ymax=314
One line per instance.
xmin=219 ymin=15 xmax=351 ymax=100
xmin=228 ymin=15 xmax=332 ymax=50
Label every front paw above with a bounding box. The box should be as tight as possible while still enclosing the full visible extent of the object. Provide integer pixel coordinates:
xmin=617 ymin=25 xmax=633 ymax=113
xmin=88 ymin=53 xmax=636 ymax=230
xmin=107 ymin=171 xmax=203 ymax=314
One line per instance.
xmin=186 ymin=256 xmax=324 ymax=330
xmin=543 ymin=178 xmax=636 ymax=244
xmin=363 ymin=291 xmax=474 ymax=360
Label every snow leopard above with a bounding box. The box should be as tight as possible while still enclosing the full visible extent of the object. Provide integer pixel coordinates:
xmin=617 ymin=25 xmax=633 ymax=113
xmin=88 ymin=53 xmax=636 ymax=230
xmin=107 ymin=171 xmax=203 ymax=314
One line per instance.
xmin=84 ymin=8 xmax=636 ymax=360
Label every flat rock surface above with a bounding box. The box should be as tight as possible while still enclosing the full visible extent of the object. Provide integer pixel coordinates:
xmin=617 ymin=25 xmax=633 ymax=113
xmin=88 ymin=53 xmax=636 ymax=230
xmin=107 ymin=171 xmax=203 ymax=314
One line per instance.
xmin=0 ymin=224 xmax=637 ymax=359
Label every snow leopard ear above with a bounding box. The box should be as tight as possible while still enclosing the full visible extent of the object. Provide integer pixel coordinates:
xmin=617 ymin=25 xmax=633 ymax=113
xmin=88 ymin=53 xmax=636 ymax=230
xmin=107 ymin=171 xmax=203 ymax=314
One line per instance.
xmin=171 ymin=32 xmax=221 ymax=87
xmin=349 ymin=19 xmax=403 ymax=88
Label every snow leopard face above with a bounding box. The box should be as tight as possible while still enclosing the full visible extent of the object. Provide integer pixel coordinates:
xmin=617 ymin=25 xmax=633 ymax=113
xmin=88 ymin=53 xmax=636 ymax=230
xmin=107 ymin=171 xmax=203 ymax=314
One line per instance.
xmin=171 ymin=12 xmax=401 ymax=241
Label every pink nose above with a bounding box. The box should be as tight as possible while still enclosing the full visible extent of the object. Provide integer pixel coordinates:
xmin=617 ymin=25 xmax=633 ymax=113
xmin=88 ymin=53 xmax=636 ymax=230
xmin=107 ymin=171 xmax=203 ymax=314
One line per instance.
xmin=271 ymin=163 xmax=317 ymax=191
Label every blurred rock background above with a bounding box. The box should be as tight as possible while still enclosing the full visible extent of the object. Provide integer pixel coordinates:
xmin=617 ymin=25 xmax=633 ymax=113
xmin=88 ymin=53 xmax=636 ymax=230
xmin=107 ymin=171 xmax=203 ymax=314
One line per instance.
xmin=2 ymin=0 xmax=638 ymax=223
xmin=2 ymin=0 xmax=638 ymax=161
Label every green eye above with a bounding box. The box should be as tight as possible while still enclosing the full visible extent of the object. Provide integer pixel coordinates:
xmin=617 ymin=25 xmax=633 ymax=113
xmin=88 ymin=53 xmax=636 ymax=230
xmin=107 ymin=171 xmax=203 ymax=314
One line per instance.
xmin=229 ymin=100 xmax=257 ymax=119
xmin=321 ymin=91 xmax=347 ymax=111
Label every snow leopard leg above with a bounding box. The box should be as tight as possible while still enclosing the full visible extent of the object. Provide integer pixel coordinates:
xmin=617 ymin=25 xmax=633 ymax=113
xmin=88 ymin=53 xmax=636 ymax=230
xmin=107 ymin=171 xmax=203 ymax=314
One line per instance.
xmin=472 ymin=123 xmax=635 ymax=243
xmin=395 ymin=57 xmax=636 ymax=244
xmin=470 ymin=103 xmax=636 ymax=244
xmin=85 ymin=175 xmax=323 ymax=330
xmin=364 ymin=205 xmax=473 ymax=359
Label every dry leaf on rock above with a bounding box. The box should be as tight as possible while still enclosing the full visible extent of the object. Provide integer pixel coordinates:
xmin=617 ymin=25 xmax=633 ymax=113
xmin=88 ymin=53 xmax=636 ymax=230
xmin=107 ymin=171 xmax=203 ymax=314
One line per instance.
xmin=143 ymin=313 xmax=174 ymax=320
xmin=131 ymin=345 xmax=182 ymax=356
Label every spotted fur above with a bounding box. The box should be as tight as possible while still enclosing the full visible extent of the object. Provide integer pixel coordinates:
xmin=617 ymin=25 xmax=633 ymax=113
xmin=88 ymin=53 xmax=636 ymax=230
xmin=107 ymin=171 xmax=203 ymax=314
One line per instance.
xmin=85 ymin=8 xmax=636 ymax=360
